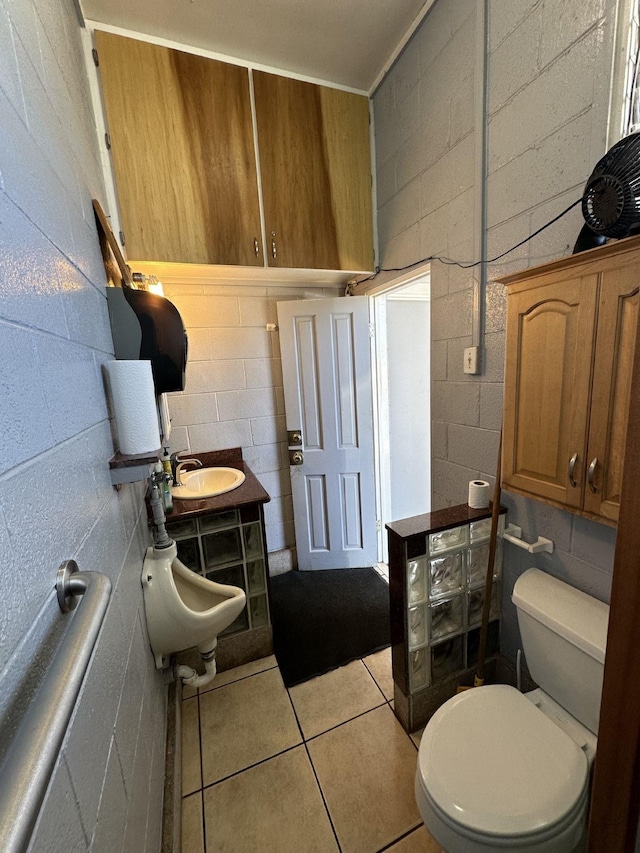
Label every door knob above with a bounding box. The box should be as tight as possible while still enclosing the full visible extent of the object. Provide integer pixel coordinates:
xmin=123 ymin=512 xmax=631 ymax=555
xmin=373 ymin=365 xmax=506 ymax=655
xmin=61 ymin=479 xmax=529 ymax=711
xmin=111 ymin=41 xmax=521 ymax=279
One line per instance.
xmin=289 ymin=450 xmax=303 ymax=465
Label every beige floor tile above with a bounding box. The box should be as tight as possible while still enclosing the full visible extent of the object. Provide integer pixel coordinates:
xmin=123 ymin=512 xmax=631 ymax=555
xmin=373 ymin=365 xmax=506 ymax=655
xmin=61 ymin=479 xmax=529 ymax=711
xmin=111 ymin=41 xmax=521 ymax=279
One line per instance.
xmin=203 ymin=746 xmax=339 ymax=853
xmin=199 ymin=667 xmax=301 ymax=785
xmin=183 ymin=682 xmax=197 ymax=699
xmin=308 ymin=704 xmax=421 ymax=853
xmin=385 ymin=825 xmax=443 ymax=852
xmin=199 ymin=654 xmax=278 ymax=694
xmin=289 ymin=660 xmax=385 ymax=739
xmin=362 ymin=646 xmax=393 ymax=700
xmin=182 ymin=696 xmax=202 ymax=796
xmin=182 ymin=792 xmax=204 ymax=853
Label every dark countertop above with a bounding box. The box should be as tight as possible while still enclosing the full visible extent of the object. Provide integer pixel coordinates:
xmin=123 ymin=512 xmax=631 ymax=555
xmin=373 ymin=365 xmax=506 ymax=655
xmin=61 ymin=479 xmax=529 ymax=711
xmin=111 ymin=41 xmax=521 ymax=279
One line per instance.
xmin=157 ymin=447 xmax=271 ymax=522
xmin=386 ymin=502 xmax=505 ymax=540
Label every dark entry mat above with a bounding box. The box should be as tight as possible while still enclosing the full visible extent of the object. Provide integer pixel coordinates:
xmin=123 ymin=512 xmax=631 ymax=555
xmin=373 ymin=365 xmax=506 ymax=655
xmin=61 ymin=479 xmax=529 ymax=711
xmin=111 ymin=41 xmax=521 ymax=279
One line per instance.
xmin=269 ymin=567 xmax=391 ymax=687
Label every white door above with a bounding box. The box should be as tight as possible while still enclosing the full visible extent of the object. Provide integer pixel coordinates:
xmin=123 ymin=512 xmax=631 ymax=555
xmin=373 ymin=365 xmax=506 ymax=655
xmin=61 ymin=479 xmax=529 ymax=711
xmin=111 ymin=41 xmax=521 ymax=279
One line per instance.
xmin=277 ymin=296 xmax=377 ymax=569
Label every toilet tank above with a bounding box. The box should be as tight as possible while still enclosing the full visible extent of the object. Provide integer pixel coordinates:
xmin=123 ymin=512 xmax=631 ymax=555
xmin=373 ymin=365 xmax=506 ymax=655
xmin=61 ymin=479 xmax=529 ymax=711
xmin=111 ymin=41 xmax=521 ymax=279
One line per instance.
xmin=512 ymin=569 xmax=609 ymax=735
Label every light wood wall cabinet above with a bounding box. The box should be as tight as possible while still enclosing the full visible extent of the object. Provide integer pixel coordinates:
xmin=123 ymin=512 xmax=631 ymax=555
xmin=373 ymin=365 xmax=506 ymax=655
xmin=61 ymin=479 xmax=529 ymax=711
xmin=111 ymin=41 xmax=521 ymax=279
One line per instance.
xmin=499 ymin=236 xmax=640 ymax=526
xmin=95 ymin=31 xmax=263 ymax=267
xmin=253 ymin=71 xmax=373 ymax=271
xmin=94 ymin=32 xmax=374 ymax=273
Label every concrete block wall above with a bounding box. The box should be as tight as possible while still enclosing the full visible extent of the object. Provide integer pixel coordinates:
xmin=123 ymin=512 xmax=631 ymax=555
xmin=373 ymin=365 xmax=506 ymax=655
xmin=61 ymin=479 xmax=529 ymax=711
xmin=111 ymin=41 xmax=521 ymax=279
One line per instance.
xmin=373 ymin=0 xmax=619 ymax=660
xmin=162 ymin=281 xmax=334 ymax=561
xmin=0 ymin=1 xmax=165 ymax=850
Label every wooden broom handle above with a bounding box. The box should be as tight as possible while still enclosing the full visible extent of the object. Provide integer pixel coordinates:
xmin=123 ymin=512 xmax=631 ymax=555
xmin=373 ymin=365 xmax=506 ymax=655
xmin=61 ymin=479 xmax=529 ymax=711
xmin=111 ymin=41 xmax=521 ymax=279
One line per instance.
xmin=474 ymin=427 xmax=503 ymax=687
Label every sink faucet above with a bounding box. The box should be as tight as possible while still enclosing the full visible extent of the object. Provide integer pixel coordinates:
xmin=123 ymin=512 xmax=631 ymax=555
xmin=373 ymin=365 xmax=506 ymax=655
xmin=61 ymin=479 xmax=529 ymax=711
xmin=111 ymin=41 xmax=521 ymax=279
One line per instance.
xmin=169 ymin=449 xmax=189 ymax=486
xmin=174 ymin=458 xmax=203 ymax=487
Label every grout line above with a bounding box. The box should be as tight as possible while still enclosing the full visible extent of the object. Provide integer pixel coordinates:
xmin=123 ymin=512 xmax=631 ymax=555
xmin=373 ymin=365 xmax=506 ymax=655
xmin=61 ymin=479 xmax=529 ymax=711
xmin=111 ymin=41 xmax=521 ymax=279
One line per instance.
xmin=196 ymin=661 xmax=279 ymax=696
xmin=198 ymin=790 xmax=205 ymax=853
xmin=361 ymin=657 xmax=392 ymax=704
xmin=375 ymin=822 xmax=425 ymax=852
xmin=303 ymin=701 xmax=388 ymax=744
xmin=302 ymin=739 xmax=343 ymax=853
xmin=196 ymin=692 xmax=207 ymax=851
xmin=283 ymin=679 xmax=343 ymax=852
xmin=200 ymin=742 xmax=303 ymax=791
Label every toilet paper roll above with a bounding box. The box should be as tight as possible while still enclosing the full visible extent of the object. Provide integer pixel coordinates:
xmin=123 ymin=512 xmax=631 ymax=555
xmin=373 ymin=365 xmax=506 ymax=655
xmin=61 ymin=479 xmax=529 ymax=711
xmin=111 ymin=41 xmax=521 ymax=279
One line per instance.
xmin=107 ymin=360 xmax=160 ymax=455
xmin=468 ymin=480 xmax=490 ymax=509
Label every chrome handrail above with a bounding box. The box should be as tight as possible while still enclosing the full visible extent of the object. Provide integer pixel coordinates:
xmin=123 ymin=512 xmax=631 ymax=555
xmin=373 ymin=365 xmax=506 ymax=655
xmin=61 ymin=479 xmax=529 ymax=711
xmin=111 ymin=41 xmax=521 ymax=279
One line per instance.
xmin=0 ymin=562 xmax=111 ymax=853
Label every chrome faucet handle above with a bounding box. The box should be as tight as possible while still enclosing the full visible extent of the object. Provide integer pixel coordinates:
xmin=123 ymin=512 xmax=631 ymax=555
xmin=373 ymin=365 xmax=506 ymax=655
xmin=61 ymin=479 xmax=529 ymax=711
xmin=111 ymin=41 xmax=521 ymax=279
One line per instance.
xmin=174 ymin=458 xmax=203 ymax=487
xmin=170 ymin=449 xmax=189 ymax=485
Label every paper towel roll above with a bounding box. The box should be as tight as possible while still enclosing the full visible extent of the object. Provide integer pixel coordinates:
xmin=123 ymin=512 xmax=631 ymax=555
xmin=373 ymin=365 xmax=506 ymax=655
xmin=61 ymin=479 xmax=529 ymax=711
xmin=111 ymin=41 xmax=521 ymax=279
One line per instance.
xmin=107 ymin=360 xmax=160 ymax=455
xmin=468 ymin=480 xmax=490 ymax=509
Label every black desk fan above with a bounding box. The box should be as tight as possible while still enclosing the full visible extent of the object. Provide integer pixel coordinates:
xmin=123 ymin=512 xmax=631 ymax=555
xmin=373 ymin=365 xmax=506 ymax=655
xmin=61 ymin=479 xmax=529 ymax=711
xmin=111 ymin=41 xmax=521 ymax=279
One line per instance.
xmin=573 ymin=132 xmax=640 ymax=253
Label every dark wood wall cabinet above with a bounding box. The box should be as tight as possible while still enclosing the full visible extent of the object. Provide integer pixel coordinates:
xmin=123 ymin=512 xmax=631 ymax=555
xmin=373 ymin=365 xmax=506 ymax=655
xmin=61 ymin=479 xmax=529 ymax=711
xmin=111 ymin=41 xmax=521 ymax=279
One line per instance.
xmin=94 ymin=31 xmax=374 ymax=274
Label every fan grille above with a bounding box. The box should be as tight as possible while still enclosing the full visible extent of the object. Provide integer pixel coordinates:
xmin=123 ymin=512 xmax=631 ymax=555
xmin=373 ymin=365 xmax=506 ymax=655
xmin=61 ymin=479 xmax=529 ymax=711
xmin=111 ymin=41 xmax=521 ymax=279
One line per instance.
xmin=581 ymin=132 xmax=640 ymax=238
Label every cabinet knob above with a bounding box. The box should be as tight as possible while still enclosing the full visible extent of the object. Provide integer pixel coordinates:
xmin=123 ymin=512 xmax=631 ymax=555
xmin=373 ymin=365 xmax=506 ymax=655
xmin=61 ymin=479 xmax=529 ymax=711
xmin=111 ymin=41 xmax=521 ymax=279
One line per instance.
xmin=568 ymin=452 xmax=578 ymax=487
xmin=271 ymin=231 xmax=277 ymax=260
xmin=254 ymin=238 xmax=260 ymax=257
xmin=587 ymin=457 xmax=599 ymax=493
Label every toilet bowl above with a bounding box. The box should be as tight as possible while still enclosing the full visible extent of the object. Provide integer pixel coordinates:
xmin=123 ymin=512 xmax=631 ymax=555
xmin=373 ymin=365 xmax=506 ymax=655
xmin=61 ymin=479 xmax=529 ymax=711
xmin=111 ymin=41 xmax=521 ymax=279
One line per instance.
xmin=142 ymin=542 xmax=246 ymax=669
xmin=415 ymin=685 xmax=592 ymax=852
xmin=415 ymin=568 xmax=609 ymax=853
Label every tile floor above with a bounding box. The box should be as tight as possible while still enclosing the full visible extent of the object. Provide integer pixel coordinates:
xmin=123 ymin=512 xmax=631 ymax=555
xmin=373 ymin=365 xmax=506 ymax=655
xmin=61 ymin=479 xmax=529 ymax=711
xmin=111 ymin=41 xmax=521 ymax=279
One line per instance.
xmin=181 ymin=647 xmax=443 ymax=853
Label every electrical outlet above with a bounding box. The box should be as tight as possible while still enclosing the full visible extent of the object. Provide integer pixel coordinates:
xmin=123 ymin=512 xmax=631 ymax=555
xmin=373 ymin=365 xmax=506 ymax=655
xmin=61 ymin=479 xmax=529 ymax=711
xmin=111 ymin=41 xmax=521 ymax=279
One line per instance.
xmin=463 ymin=346 xmax=479 ymax=375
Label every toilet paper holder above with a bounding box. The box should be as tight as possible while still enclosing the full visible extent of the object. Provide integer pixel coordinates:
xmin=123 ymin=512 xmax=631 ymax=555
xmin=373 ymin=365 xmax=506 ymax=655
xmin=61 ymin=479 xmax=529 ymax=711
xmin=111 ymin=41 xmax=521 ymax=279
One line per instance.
xmin=503 ymin=524 xmax=554 ymax=554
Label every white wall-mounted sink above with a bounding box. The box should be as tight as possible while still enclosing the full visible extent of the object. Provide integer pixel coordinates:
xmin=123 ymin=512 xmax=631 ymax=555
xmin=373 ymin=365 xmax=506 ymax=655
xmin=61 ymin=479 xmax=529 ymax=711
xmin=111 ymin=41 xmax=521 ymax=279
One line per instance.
xmin=171 ymin=467 xmax=245 ymax=500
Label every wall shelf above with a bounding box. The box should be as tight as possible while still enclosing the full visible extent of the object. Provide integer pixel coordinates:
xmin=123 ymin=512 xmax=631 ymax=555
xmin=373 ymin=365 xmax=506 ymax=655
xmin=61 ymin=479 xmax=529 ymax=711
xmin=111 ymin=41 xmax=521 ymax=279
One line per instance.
xmin=109 ymin=450 xmax=159 ymax=486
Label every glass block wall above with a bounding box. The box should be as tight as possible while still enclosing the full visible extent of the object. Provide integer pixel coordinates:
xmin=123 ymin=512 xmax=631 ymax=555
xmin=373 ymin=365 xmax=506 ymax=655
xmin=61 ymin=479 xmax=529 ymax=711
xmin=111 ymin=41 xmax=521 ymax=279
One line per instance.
xmin=406 ymin=516 xmax=504 ymax=693
xmin=387 ymin=504 xmax=507 ymax=731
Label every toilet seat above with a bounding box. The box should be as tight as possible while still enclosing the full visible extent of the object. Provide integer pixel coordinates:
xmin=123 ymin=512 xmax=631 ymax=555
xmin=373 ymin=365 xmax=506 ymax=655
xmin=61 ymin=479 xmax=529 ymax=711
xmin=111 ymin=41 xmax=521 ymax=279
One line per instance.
xmin=417 ymin=685 xmax=589 ymax=845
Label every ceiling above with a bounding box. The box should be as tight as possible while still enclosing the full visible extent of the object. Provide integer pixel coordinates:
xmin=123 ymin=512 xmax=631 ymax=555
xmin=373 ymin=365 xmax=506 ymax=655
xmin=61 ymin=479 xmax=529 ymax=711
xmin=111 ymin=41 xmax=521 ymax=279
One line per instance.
xmin=80 ymin=0 xmax=431 ymax=92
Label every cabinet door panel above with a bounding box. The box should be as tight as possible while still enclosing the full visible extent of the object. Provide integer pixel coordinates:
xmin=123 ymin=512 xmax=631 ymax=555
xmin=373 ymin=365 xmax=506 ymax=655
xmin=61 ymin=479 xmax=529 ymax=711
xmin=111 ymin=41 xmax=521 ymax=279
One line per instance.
xmin=96 ymin=32 xmax=262 ymax=266
xmin=584 ymin=266 xmax=639 ymax=521
xmin=503 ymin=276 xmax=598 ymax=506
xmin=253 ymin=71 xmax=373 ymax=271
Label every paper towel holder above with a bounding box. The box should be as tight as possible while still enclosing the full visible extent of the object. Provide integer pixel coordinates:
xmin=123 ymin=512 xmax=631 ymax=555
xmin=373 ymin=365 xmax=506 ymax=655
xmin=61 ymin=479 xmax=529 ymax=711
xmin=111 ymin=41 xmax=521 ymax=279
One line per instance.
xmin=106 ymin=287 xmax=188 ymax=394
xmin=93 ymin=199 xmax=188 ymax=395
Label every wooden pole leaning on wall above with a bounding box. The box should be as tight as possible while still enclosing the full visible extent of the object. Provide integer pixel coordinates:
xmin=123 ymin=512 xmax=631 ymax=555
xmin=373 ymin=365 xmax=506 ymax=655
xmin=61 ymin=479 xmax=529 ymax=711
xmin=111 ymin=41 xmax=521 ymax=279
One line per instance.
xmin=474 ymin=427 xmax=503 ymax=688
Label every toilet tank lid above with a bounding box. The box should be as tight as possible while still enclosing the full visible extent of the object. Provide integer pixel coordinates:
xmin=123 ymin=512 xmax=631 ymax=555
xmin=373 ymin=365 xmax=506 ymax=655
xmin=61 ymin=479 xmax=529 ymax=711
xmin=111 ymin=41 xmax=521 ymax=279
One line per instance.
xmin=512 ymin=569 xmax=609 ymax=664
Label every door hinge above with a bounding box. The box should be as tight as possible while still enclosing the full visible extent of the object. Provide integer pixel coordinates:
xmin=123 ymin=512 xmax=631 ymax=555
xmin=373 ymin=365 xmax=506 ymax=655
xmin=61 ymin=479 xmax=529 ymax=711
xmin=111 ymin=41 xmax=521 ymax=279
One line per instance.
xmin=105 ymin=132 xmax=111 ymax=150
xmin=92 ymin=48 xmax=99 ymax=67
xmin=376 ymin=519 xmax=382 ymax=532
xmin=369 ymin=322 xmax=375 ymax=338
xmin=119 ymin=230 xmax=125 ymax=247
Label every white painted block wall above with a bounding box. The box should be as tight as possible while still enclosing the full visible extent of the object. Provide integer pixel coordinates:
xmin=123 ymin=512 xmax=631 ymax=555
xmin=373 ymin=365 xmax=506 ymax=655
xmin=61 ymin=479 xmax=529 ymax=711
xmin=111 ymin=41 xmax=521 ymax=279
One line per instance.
xmin=373 ymin=0 xmax=618 ymax=659
xmin=0 ymin=0 xmax=165 ymax=849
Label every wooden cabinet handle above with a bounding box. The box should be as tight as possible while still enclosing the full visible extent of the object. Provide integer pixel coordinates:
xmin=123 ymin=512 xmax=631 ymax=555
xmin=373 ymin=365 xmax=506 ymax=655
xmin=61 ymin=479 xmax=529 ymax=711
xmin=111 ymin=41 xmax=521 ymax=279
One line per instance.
xmin=588 ymin=457 xmax=599 ymax=493
xmin=254 ymin=238 xmax=260 ymax=257
xmin=568 ymin=452 xmax=578 ymax=487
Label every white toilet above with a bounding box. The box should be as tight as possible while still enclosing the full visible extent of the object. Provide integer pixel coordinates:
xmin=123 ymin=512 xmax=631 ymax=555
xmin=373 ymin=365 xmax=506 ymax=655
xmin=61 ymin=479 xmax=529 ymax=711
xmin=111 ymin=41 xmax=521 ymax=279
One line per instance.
xmin=142 ymin=542 xmax=246 ymax=670
xmin=415 ymin=568 xmax=609 ymax=853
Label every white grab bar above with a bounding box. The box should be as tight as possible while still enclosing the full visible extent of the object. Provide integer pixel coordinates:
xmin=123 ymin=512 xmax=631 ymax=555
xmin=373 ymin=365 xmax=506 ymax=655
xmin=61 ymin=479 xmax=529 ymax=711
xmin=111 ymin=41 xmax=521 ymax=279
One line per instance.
xmin=0 ymin=561 xmax=111 ymax=853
